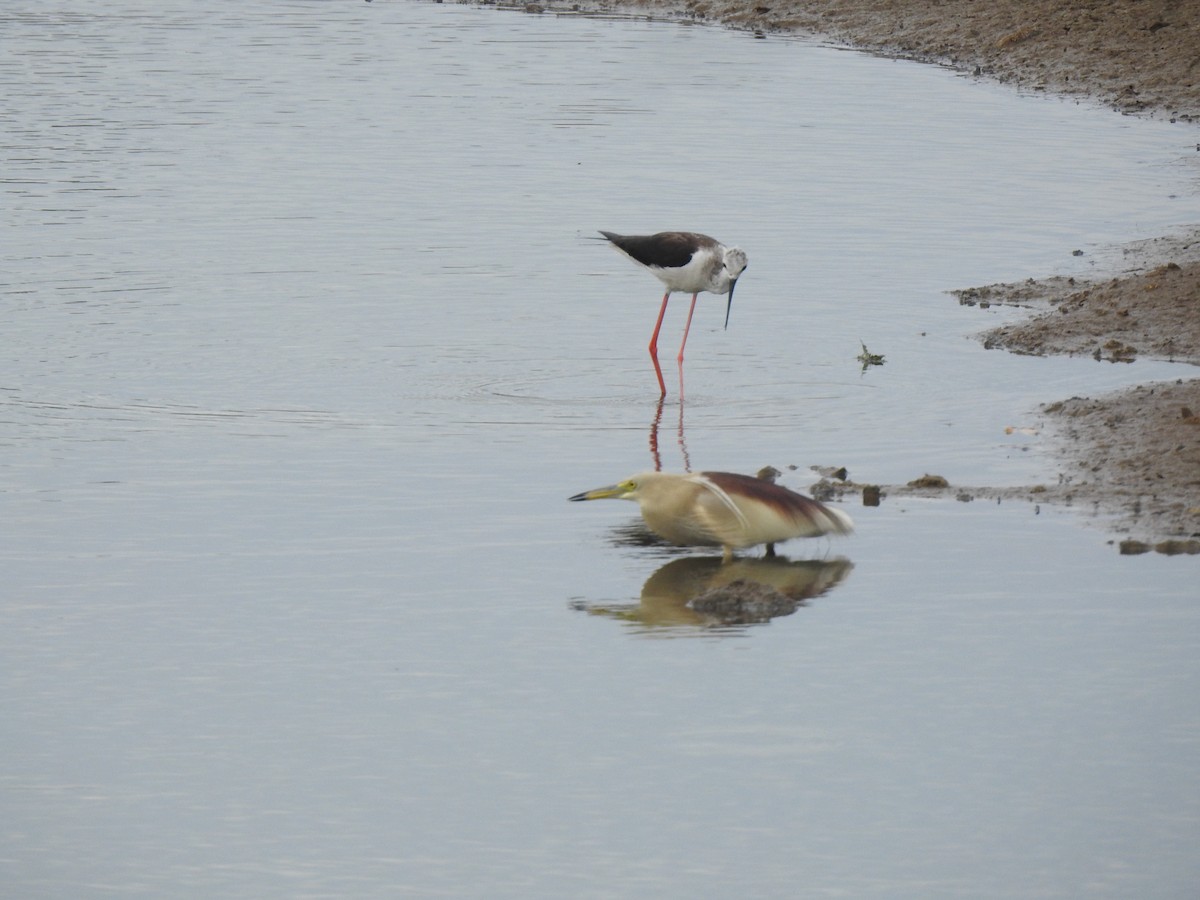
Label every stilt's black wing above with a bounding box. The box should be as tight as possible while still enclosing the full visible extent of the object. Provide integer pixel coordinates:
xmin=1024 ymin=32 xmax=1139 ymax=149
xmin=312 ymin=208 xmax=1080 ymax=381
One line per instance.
xmin=598 ymin=231 xmax=708 ymax=270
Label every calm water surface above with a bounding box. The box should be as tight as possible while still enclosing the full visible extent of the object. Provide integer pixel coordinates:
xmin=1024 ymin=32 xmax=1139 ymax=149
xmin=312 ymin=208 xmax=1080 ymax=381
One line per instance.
xmin=3 ymin=1 xmax=1199 ymax=897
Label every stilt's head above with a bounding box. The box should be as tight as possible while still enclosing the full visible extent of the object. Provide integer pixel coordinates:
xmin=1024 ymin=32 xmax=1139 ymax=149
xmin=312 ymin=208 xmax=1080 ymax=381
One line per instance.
xmin=721 ymin=247 xmax=747 ymax=329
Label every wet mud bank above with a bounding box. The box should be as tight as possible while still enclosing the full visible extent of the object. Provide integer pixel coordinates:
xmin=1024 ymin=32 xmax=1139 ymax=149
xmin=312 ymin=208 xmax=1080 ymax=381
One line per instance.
xmin=957 ymin=234 xmax=1200 ymax=545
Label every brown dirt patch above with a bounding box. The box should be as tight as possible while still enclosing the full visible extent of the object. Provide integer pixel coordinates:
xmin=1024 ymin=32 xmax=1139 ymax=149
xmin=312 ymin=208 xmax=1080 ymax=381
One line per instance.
xmin=1039 ymin=380 xmax=1200 ymax=542
xmin=962 ymin=235 xmax=1200 ymax=364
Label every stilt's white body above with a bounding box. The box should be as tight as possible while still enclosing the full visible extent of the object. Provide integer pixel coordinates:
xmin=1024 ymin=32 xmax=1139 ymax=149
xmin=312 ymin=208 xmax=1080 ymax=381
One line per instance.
xmin=600 ymin=231 xmax=746 ymax=297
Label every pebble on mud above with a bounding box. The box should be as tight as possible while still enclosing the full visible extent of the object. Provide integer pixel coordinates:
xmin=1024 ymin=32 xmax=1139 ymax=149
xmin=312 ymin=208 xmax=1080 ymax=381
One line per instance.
xmin=908 ymin=474 xmax=950 ymax=489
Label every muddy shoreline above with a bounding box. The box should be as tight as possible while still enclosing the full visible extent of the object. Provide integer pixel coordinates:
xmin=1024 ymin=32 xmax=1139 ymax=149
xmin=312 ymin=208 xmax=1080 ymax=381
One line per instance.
xmin=550 ymin=0 xmax=1200 ymax=122
xmin=953 ymin=233 xmax=1200 ymax=548
xmin=482 ymin=0 xmax=1200 ymax=544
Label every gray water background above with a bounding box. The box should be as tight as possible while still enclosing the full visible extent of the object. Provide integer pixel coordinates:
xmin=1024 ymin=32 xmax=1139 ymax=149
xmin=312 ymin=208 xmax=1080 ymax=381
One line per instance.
xmin=3 ymin=1 xmax=1199 ymax=896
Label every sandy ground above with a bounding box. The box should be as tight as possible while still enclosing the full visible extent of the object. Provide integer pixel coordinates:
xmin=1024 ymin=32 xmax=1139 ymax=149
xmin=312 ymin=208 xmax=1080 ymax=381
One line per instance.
xmin=495 ymin=0 xmax=1200 ymax=547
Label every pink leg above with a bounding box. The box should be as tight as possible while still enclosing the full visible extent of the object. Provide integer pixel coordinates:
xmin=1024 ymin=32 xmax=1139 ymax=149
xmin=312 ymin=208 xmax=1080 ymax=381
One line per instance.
xmin=650 ymin=353 xmax=666 ymax=398
xmin=648 ymin=292 xmax=670 ymax=397
xmin=677 ymin=293 xmax=699 ymax=363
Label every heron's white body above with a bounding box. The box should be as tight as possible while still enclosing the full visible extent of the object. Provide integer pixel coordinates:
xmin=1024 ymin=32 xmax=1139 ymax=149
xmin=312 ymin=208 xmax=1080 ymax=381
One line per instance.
xmin=571 ymin=470 xmax=853 ymax=561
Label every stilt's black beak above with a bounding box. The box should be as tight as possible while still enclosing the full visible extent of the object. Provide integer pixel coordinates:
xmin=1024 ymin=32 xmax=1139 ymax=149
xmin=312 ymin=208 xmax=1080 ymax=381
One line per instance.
xmin=724 ymin=280 xmax=736 ymax=329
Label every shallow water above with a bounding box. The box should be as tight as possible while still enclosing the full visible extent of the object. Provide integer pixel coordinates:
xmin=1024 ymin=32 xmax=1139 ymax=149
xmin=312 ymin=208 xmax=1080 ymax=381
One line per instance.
xmin=3 ymin=1 xmax=1199 ymax=896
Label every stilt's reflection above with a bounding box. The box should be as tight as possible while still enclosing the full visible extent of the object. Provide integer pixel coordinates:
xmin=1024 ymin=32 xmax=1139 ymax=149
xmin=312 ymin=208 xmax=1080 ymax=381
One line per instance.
xmin=647 ymin=388 xmax=690 ymax=473
xmin=571 ymin=554 xmax=853 ymax=630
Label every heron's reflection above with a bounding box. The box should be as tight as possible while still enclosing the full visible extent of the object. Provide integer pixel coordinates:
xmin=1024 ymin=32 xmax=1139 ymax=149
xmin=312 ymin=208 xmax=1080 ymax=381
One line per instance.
xmin=572 ymin=554 xmax=853 ymax=630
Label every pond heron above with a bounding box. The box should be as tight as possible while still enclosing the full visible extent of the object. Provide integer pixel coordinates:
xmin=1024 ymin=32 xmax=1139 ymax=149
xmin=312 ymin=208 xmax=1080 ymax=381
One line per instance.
xmin=570 ymin=470 xmax=852 ymax=562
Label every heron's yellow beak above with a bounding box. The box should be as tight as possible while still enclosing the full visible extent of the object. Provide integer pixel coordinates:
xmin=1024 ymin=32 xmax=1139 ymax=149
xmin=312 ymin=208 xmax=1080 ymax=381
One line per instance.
xmin=569 ymin=483 xmax=627 ymax=502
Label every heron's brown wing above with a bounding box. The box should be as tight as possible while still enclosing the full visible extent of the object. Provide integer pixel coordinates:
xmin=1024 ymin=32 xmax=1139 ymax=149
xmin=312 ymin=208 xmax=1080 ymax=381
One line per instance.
xmin=700 ymin=472 xmax=854 ymax=541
